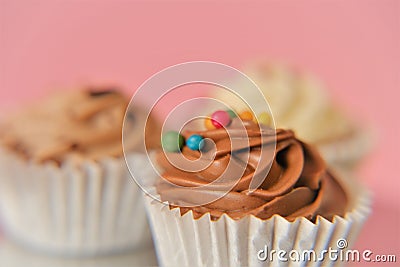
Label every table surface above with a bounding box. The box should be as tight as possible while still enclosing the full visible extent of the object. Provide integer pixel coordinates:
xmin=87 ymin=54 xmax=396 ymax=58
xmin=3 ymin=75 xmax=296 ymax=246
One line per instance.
xmin=0 ymin=238 xmax=159 ymax=267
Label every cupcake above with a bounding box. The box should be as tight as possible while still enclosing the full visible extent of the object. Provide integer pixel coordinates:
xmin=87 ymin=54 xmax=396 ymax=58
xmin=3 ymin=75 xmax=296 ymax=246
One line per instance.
xmin=143 ymin=111 xmax=370 ymax=266
xmin=210 ymin=62 xmax=371 ymax=168
xmin=0 ymin=87 xmax=160 ymax=256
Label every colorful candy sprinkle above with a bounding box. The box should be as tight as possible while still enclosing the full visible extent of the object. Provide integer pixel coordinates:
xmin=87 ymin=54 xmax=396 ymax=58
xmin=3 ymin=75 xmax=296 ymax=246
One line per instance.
xmin=211 ymin=110 xmax=231 ymax=128
xmin=161 ymin=131 xmax=185 ymax=152
xmin=239 ymin=110 xmax=253 ymax=121
xmin=204 ymin=117 xmax=215 ymax=130
xmin=226 ymin=109 xmax=237 ymax=119
xmin=186 ymin=134 xmax=205 ymax=151
xmin=257 ymin=112 xmax=272 ymax=126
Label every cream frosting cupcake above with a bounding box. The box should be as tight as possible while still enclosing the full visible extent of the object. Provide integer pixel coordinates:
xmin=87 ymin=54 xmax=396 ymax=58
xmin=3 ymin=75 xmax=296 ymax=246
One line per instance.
xmin=210 ymin=62 xmax=371 ymax=167
xmin=142 ymin=112 xmax=370 ymax=267
xmin=0 ymin=87 xmax=160 ymax=256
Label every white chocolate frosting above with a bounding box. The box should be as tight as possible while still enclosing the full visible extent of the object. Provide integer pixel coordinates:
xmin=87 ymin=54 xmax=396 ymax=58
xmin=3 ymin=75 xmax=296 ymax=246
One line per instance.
xmin=211 ymin=62 xmax=356 ymax=144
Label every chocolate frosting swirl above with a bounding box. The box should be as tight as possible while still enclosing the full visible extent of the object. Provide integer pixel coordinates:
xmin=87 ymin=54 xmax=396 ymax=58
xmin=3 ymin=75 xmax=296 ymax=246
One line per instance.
xmin=156 ymin=118 xmax=347 ymax=221
xmin=0 ymin=87 xmax=160 ymax=163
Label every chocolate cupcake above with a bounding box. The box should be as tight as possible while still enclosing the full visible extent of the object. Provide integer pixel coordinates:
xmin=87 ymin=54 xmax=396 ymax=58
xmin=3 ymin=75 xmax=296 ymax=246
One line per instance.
xmin=0 ymin=87 xmax=160 ymax=256
xmin=143 ymin=113 xmax=370 ymax=266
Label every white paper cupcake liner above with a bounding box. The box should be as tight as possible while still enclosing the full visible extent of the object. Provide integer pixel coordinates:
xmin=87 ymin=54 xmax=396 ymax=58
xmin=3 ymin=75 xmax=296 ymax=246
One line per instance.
xmin=144 ymin=170 xmax=371 ymax=267
xmin=0 ymin=148 xmax=152 ymax=257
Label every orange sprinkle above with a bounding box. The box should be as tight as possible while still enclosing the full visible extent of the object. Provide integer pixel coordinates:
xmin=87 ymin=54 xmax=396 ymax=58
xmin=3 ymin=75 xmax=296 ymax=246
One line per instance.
xmin=239 ymin=111 xmax=253 ymax=121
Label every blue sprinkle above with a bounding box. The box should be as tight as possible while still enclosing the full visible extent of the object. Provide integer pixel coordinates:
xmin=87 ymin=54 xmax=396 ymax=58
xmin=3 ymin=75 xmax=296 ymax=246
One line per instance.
xmin=186 ymin=134 xmax=204 ymax=151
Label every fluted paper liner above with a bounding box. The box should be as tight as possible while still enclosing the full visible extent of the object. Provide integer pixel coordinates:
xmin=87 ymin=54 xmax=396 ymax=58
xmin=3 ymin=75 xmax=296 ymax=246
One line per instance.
xmin=143 ymin=167 xmax=371 ymax=267
xmin=0 ymin=149 xmax=152 ymax=256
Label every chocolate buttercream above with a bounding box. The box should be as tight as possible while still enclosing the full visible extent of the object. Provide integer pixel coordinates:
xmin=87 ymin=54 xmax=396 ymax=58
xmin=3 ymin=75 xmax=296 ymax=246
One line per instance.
xmin=156 ymin=118 xmax=347 ymax=221
xmin=0 ymin=87 xmax=160 ymax=163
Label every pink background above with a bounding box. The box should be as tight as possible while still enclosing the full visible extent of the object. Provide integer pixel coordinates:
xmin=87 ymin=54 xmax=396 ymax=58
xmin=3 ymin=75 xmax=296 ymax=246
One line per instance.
xmin=1 ymin=0 xmax=399 ymax=265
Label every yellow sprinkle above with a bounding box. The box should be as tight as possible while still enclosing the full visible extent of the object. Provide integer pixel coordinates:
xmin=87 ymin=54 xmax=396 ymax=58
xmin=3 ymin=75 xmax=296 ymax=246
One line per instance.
xmin=204 ymin=117 xmax=215 ymax=130
xmin=257 ymin=112 xmax=272 ymax=126
xmin=239 ymin=111 xmax=253 ymax=121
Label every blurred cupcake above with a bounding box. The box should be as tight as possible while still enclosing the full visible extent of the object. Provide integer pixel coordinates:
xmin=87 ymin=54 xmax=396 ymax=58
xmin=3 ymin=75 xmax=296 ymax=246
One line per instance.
xmin=210 ymin=62 xmax=372 ymax=168
xmin=0 ymin=87 xmax=160 ymax=256
xmin=143 ymin=112 xmax=370 ymax=266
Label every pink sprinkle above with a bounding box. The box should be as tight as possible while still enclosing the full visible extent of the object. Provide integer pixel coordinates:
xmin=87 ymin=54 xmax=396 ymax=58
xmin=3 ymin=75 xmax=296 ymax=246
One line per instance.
xmin=211 ymin=110 xmax=231 ymax=128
